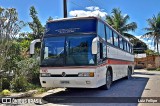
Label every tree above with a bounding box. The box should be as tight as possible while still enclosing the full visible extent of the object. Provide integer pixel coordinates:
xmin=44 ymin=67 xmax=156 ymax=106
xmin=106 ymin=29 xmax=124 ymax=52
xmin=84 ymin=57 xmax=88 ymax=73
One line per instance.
xmin=47 ymin=16 xmax=53 ymax=22
xmin=145 ymin=49 xmax=158 ymax=55
xmin=0 ymin=7 xmax=25 ymax=91
xmin=0 ymin=7 xmax=25 ymax=72
xmin=106 ymin=8 xmax=137 ymax=39
xmin=141 ymin=12 xmax=160 ymax=54
xmin=130 ymin=37 xmax=148 ymax=53
xmin=28 ymin=6 xmax=44 ymax=40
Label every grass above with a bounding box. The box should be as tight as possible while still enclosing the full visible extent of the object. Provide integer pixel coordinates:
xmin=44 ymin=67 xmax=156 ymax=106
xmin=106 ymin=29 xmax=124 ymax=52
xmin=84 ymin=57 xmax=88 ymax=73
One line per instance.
xmin=0 ymin=92 xmax=2 ymax=97
xmin=147 ymin=68 xmax=160 ymax=71
xmin=36 ymin=88 xmax=48 ymax=94
xmin=156 ymin=68 xmax=160 ymax=71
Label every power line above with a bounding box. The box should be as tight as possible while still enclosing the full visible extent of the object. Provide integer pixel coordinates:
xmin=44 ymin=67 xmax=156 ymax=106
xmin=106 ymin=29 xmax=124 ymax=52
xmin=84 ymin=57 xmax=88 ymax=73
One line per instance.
xmin=69 ymin=0 xmax=98 ymax=16
xmin=70 ymin=1 xmax=87 ymax=10
xmin=87 ymin=0 xmax=108 ymax=12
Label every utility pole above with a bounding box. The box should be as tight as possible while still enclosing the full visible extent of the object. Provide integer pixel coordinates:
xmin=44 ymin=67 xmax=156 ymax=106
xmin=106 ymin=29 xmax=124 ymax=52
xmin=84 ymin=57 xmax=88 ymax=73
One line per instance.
xmin=63 ymin=0 xmax=67 ymax=18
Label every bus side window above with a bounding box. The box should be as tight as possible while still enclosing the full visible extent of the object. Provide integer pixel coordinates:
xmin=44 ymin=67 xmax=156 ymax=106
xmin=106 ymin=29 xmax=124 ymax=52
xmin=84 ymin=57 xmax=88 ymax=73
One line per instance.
xmin=100 ymin=42 xmax=103 ymax=59
xmin=113 ymin=32 xmax=119 ymax=47
xmin=106 ymin=26 xmax=113 ymax=44
xmin=97 ymin=42 xmax=104 ymax=64
xmin=130 ymin=44 xmax=132 ymax=53
xmin=123 ymin=40 xmax=126 ymax=51
xmin=127 ymin=43 xmax=130 ymax=52
xmin=98 ymin=21 xmax=105 ymax=40
xmin=119 ymin=36 xmax=123 ymax=49
xmin=103 ymin=43 xmax=107 ymax=59
xmin=131 ymin=46 xmax=133 ymax=53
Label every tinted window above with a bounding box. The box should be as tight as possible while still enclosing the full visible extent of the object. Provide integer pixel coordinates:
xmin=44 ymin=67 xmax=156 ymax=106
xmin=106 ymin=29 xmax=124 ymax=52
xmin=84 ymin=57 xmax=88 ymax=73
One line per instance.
xmin=119 ymin=37 xmax=123 ymax=49
xmin=127 ymin=43 xmax=130 ymax=52
xmin=66 ymin=35 xmax=95 ymax=65
xmin=99 ymin=43 xmax=103 ymax=59
xmin=130 ymin=45 xmax=133 ymax=53
xmin=113 ymin=32 xmax=119 ymax=47
xmin=123 ymin=40 xmax=127 ymax=51
xmin=98 ymin=21 xmax=105 ymax=40
xmin=103 ymin=43 xmax=107 ymax=58
xmin=41 ymin=37 xmax=65 ymax=66
xmin=106 ymin=26 xmax=113 ymax=44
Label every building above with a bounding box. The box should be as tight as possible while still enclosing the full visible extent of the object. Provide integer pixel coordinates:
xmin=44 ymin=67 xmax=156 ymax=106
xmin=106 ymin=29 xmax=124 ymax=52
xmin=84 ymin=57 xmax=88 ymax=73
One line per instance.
xmin=134 ymin=54 xmax=160 ymax=69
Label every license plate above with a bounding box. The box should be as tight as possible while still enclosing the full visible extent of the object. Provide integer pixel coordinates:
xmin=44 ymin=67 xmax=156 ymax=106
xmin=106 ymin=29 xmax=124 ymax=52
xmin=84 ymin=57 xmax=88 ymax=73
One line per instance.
xmin=60 ymin=81 xmax=70 ymax=84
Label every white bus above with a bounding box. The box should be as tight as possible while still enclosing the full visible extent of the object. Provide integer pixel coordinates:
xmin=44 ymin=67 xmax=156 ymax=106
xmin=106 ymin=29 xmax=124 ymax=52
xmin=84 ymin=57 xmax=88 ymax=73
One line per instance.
xmin=30 ymin=17 xmax=134 ymax=90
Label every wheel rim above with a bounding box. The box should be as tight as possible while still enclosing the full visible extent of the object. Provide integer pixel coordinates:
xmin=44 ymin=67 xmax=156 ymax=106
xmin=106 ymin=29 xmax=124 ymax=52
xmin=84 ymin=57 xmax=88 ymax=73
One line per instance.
xmin=106 ymin=71 xmax=111 ymax=87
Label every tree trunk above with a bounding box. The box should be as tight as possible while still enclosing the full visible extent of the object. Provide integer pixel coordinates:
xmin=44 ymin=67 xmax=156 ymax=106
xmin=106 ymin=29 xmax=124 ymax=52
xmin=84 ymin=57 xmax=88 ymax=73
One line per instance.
xmin=157 ymin=41 xmax=159 ymax=55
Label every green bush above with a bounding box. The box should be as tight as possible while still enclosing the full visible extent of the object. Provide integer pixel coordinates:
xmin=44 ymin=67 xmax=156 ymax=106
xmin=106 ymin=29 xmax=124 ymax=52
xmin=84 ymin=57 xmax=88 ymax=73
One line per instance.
xmin=1 ymin=89 xmax=11 ymax=96
xmin=36 ymin=88 xmax=48 ymax=94
xmin=16 ymin=58 xmax=40 ymax=85
xmin=26 ymin=83 xmax=40 ymax=90
xmin=11 ymin=76 xmax=28 ymax=92
xmin=156 ymin=68 xmax=160 ymax=71
xmin=2 ymin=78 xmax=10 ymax=90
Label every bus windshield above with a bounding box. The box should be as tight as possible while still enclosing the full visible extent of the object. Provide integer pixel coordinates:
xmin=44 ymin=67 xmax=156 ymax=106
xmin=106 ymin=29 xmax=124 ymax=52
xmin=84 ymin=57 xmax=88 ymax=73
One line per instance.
xmin=41 ymin=35 xmax=96 ymax=66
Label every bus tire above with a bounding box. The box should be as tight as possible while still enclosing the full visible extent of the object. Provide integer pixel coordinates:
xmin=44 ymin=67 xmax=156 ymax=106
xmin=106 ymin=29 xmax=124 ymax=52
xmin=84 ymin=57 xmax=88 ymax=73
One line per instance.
xmin=101 ymin=70 xmax=112 ymax=90
xmin=127 ymin=67 xmax=132 ymax=79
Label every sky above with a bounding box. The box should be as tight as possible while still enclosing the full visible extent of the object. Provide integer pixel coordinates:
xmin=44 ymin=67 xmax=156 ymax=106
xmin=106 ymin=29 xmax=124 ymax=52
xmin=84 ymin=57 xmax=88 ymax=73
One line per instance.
xmin=0 ymin=0 xmax=160 ymax=51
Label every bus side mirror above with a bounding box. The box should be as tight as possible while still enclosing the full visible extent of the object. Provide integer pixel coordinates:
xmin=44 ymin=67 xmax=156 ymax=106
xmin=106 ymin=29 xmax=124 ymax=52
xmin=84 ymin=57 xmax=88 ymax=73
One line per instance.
xmin=92 ymin=37 xmax=99 ymax=54
xmin=30 ymin=39 xmax=41 ymax=55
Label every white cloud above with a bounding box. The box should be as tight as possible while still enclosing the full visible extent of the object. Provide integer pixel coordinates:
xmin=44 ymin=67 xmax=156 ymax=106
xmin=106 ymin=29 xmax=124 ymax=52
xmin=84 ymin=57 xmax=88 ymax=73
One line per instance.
xmin=86 ymin=6 xmax=94 ymax=11
xmin=94 ymin=7 xmax=100 ymax=10
xmin=86 ymin=6 xmax=100 ymax=11
xmin=69 ymin=6 xmax=107 ymax=19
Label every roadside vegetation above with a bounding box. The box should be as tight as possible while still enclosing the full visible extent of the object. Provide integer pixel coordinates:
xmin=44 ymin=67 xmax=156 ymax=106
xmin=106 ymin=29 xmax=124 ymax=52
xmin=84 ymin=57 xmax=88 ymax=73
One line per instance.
xmin=0 ymin=6 xmax=53 ymax=95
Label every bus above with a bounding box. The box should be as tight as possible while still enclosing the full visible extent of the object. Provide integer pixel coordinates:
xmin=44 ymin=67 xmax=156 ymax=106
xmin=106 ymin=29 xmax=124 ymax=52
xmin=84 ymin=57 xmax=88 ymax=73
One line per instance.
xmin=30 ymin=17 xmax=134 ymax=90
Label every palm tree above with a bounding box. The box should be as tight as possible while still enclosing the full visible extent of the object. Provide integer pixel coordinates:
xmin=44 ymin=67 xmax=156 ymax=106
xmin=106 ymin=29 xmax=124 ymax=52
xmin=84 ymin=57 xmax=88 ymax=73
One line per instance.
xmin=106 ymin=8 xmax=137 ymax=39
xmin=141 ymin=12 xmax=160 ymax=54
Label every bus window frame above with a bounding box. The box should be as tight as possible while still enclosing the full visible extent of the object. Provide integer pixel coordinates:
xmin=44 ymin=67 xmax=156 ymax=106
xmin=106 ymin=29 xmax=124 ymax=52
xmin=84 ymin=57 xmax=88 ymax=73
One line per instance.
xmin=95 ymin=18 xmax=133 ymax=55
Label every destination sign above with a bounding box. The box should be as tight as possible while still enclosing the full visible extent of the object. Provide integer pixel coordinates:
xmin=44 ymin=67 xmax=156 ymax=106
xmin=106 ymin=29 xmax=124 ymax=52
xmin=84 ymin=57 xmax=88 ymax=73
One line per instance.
xmin=55 ymin=28 xmax=80 ymax=34
xmin=45 ymin=18 xmax=97 ymax=36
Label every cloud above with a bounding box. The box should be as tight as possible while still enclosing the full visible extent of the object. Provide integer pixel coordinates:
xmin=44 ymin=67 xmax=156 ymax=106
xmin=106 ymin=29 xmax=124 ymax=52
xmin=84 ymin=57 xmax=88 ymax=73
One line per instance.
xmin=86 ymin=6 xmax=100 ymax=11
xmin=69 ymin=6 xmax=107 ymax=19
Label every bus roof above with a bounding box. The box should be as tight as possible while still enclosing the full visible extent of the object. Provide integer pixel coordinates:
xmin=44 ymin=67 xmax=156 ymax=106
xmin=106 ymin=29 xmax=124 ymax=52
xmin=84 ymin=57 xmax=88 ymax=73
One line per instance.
xmin=47 ymin=16 xmax=133 ymax=46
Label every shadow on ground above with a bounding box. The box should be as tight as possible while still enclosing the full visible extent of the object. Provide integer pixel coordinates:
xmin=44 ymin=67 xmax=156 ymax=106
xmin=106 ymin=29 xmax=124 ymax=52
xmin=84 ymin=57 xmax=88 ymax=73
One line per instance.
xmin=41 ymin=75 xmax=149 ymax=105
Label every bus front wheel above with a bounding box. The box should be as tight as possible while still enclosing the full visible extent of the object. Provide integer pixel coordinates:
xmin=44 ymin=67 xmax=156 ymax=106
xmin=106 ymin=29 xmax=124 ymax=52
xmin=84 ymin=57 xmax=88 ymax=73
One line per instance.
xmin=101 ymin=70 xmax=112 ymax=90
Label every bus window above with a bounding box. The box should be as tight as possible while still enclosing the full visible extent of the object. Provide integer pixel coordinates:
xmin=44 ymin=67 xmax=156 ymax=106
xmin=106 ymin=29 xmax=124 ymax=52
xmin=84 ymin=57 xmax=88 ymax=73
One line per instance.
xmin=100 ymin=43 xmax=103 ymax=59
xmin=103 ymin=43 xmax=107 ymax=59
xmin=128 ymin=44 xmax=131 ymax=53
xmin=106 ymin=26 xmax=113 ymax=44
xmin=123 ymin=40 xmax=127 ymax=51
xmin=113 ymin=32 xmax=119 ymax=47
xmin=119 ymin=36 xmax=123 ymax=49
xmin=131 ymin=46 xmax=133 ymax=53
xmin=130 ymin=45 xmax=132 ymax=53
xmin=98 ymin=21 xmax=105 ymax=40
xmin=127 ymin=43 xmax=130 ymax=52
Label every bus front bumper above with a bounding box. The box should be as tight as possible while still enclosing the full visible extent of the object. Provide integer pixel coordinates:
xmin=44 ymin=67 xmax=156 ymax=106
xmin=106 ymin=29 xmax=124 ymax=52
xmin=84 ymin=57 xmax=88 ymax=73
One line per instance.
xmin=40 ymin=77 xmax=98 ymax=88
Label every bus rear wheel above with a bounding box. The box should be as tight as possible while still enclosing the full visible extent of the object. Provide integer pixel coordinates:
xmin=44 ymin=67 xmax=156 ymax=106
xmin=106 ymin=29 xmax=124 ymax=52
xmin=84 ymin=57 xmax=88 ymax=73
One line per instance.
xmin=101 ymin=70 xmax=112 ymax=90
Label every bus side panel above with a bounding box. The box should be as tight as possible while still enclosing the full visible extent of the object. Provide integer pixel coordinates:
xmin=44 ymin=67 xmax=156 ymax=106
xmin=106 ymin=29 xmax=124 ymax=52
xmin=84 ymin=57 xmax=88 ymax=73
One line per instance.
xmin=107 ymin=45 xmax=134 ymax=81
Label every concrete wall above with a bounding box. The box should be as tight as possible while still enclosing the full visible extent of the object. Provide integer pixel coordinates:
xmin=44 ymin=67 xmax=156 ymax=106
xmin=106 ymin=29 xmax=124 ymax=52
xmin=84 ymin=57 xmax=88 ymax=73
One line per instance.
xmin=135 ymin=55 xmax=160 ymax=69
xmin=155 ymin=56 xmax=160 ymax=68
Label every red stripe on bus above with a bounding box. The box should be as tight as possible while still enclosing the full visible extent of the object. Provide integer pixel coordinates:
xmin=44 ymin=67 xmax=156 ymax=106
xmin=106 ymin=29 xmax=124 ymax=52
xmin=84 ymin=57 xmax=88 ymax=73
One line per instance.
xmin=107 ymin=59 xmax=133 ymax=65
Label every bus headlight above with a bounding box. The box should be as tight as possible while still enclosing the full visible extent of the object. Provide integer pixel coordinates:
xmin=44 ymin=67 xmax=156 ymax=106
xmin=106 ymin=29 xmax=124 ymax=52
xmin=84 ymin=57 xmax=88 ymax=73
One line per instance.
xmin=78 ymin=72 xmax=94 ymax=77
xmin=41 ymin=73 xmax=51 ymax=77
